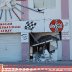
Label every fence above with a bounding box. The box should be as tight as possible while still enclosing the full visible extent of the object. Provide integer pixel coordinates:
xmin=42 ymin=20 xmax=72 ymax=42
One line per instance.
xmin=0 ymin=64 xmax=72 ymax=72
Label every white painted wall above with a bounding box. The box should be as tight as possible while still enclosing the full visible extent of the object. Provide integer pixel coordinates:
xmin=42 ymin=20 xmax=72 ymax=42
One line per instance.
xmin=69 ymin=0 xmax=72 ymax=60
xmin=0 ymin=1 xmax=21 ymax=22
xmin=28 ymin=0 xmax=61 ymax=32
xmin=28 ymin=0 xmax=62 ymax=60
xmin=57 ymin=41 xmax=62 ymax=60
xmin=0 ymin=0 xmax=63 ymax=61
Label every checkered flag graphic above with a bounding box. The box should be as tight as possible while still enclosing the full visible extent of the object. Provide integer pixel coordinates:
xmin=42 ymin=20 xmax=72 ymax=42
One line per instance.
xmin=25 ymin=21 xmax=37 ymax=30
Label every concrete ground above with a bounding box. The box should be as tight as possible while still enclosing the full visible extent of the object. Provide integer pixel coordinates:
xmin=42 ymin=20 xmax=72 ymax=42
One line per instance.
xmin=1 ymin=60 xmax=72 ymax=66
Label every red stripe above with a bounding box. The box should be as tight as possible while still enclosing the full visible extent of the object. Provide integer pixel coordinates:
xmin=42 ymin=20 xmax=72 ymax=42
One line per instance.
xmin=21 ymin=0 xmax=29 ymax=20
xmin=61 ymin=0 xmax=69 ymax=19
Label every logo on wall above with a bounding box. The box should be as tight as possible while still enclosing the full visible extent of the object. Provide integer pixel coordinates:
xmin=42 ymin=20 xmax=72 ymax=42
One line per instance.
xmin=49 ymin=19 xmax=64 ymax=32
xmin=21 ymin=33 xmax=29 ymax=42
xmin=21 ymin=34 xmax=28 ymax=40
xmin=24 ymin=21 xmax=37 ymax=31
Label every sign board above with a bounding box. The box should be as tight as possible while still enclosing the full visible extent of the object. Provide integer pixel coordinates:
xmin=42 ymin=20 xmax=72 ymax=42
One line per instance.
xmin=62 ymin=20 xmax=70 ymax=40
xmin=49 ymin=19 xmax=64 ymax=32
xmin=0 ymin=22 xmax=21 ymax=33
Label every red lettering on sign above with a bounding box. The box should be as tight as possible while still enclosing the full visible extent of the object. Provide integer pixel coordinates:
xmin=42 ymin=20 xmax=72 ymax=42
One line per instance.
xmin=49 ymin=19 xmax=64 ymax=32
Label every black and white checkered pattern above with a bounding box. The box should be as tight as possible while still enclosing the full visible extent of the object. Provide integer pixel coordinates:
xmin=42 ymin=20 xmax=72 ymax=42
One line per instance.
xmin=25 ymin=21 xmax=37 ymax=30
